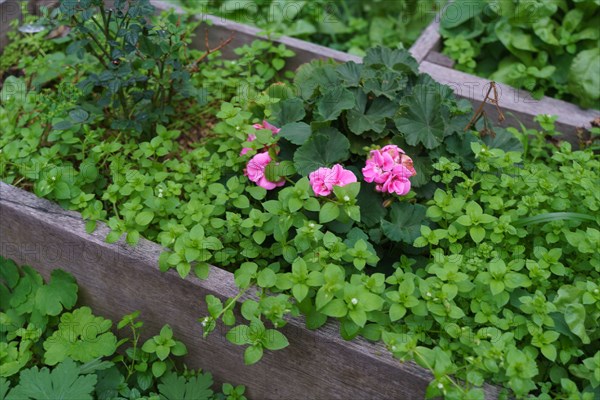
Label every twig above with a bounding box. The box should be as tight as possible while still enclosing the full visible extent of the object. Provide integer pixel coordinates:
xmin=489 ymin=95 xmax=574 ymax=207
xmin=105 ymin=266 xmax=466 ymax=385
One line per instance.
xmin=189 ymin=30 xmax=235 ymax=72
xmin=464 ymin=81 xmax=505 ymax=135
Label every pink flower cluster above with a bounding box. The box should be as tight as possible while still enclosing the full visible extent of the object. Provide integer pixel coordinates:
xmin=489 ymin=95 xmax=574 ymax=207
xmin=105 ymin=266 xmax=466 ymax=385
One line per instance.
xmin=362 ymin=145 xmax=416 ymax=196
xmin=244 ymin=121 xmax=285 ymax=190
xmin=309 ymin=164 xmax=357 ymax=196
xmin=240 ymin=120 xmax=281 ymax=156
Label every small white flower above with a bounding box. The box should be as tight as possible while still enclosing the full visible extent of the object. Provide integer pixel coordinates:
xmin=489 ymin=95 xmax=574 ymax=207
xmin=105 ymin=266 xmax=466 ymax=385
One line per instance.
xmin=391 ymin=345 xmax=397 ymax=351
xmin=343 ymin=195 xmax=350 ymax=202
xmin=350 ymin=298 xmax=358 ymax=305
xmin=437 ymin=383 xmax=444 ymax=389
xmin=309 ymin=223 xmax=315 ymax=228
xmin=51 ymin=176 xmax=56 ymax=181
xmin=426 ymin=292 xmax=432 ymax=297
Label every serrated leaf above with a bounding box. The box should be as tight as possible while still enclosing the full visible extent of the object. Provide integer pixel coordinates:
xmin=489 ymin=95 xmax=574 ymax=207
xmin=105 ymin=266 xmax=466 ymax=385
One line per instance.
xmin=35 ymin=269 xmax=78 ymax=316
xmin=395 ymin=86 xmax=446 ymax=149
xmin=363 ymin=46 xmax=419 ymax=75
xmin=316 ymin=87 xmax=355 ymax=121
xmin=158 ymin=371 xmax=214 ymax=400
xmin=43 ymin=307 xmax=117 ymax=365
xmin=381 ymin=203 xmax=427 ymax=244
xmin=6 ymin=358 xmax=96 ymax=400
xmin=271 ymin=97 xmax=305 ymax=125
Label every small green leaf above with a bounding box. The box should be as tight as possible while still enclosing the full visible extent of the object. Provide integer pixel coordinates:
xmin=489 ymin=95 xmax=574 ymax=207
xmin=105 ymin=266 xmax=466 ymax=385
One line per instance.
xmin=262 ymin=330 xmax=289 ymax=350
xmin=244 ymin=345 xmax=264 ymax=365
xmin=227 ymin=325 xmax=250 ymax=346
xmin=319 ymin=202 xmax=340 ymax=223
xmin=319 ymin=299 xmax=347 ymax=317
xmin=135 ymin=211 xmax=154 ymax=226
xmin=152 ymin=361 xmax=167 ymax=378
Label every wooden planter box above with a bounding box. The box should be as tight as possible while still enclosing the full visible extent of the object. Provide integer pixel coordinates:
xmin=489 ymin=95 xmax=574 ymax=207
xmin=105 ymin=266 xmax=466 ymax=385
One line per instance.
xmin=0 ymin=2 xmax=507 ymax=399
xmin=411 ymin=18 xmax=600 ymax=139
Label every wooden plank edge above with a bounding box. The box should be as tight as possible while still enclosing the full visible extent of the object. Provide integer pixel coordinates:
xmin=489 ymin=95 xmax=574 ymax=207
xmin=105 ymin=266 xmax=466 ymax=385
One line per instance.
xmin=409 ymin=18 xmax=441 ymax=63
xmin=3 ymin=181 xmax=498 ymax=399
xmin=419 ymin=60 xmax=600 ymax=137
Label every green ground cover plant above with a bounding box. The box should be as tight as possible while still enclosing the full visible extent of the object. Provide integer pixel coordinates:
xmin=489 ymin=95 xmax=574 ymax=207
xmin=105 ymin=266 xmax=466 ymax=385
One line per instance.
xmin=1 ymin=1 xmax=599 ymax=398
xmin=175 ymin=0 xmax=444 ymax=56
xmin=0 ymin=256 xmax=247 ymax=399
xmin=440 ymin=0 xmax=600 ymax=108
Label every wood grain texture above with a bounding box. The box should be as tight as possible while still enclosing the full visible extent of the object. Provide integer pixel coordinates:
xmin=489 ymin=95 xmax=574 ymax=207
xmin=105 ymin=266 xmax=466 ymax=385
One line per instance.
xmin=0 ymin=182 xmax=501 ymax=399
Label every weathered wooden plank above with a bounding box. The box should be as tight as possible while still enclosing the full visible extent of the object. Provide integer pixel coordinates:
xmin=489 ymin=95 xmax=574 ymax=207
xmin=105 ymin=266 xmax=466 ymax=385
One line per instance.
xmin=409 ymin=18 xmax=441 ymax=63
xmin=419 ymin=60 xmax=600 ymax=139
xmin=411 ymin=18 xmax=600 ymax=137
xmin=1 ymin=181 xmax=503 ymax=399
xmin=0 ymin=0 xmax=21 ymax=50
xmin=425 ymin=51 xmax=454 ymax=68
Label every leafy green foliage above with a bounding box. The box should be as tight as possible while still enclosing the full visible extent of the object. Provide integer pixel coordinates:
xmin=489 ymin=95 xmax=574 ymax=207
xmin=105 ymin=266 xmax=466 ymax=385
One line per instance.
xmin=2 ymin=6 xmax=599 ymax=399
xmin=276 ymin=47 xmax=475 ymax=189
xmin=404 ymin=136 xmax=600 ymax=398
xmin=48 ymin=0 xmax=204 ymax=133
xmin=0 ymin=259 xmax=246 ymax=400
xmin=43 ymin=307 xmax=117 ymax=365
xmin=441 ymin=0 xmax=600 ymax=107
xmin=177 ymin=0 xmax=443 ymax=56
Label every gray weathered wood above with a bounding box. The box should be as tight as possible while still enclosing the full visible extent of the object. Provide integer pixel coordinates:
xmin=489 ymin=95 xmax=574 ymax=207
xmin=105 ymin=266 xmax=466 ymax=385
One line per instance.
xmin=0 ymin=0 xmax=21 ymax=50
xmin=0 ymin=182 xmax=502 ymax=399
xmin=409 ymin=18 xmax=441 ymax=63
xmin=424 ymin=51 xmax=455 ymax=68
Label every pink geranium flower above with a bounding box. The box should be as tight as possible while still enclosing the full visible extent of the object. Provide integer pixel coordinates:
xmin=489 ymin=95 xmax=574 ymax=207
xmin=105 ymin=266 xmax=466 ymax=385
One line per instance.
xmin=245 ymin=152 xmax=285 ymax=190
xmin=362 ymin=145 xmax=416 ymax=196
xmin=253 ymin=120 xmax=281 ymax=134
xmin=309 ymin=164 xmax=357 ymax=196
xmin=241 ymin=120 xmax=281 ymax=156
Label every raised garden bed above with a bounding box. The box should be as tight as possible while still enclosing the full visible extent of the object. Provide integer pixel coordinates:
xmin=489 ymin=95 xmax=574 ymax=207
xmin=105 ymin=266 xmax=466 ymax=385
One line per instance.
xmin=0 ymin=1 xmax=503 ymax=399
xmin=412 ymin=17 xmax=600 ymax=139
xmin=2 ymin=1 xmax=598 ymax=399
xmin=3 ymin=181 xmax=494 ymax=399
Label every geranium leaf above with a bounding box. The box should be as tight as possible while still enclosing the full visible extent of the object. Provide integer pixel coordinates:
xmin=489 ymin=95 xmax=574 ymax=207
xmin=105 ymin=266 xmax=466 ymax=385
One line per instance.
xmin=394 ymin=85 xmax=446 ymax=149
xmin=293 ymin=128 xmax=350 ymax=175
xmin=381 ymin=203 xmax=427 ymax=243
